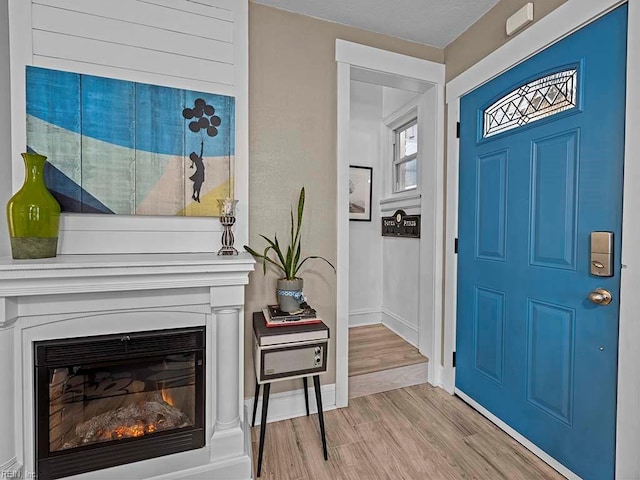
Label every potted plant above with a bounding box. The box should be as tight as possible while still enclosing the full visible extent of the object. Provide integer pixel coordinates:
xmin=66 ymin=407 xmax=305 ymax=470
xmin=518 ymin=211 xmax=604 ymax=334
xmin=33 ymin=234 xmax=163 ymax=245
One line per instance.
xmin=244 ymin=187 xmax=335 ymax=313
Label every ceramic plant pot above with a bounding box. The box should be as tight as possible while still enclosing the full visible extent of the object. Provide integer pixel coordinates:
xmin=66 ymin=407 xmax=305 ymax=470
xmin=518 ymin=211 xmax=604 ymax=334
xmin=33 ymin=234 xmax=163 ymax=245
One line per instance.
xmin=6 ymin=153 xmax=61 ymax=259
xmin=277 ymin=277 xmax=304 ymax=313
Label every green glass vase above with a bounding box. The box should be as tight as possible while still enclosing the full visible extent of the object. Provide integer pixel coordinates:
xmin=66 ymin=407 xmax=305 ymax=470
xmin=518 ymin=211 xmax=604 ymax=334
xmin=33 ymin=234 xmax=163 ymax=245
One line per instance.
xmin=6 ymin=153 xmax=61 ymax=259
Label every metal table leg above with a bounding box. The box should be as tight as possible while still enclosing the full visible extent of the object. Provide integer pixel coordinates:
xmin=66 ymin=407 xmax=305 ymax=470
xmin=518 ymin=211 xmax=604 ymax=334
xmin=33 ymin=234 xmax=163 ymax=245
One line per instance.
xmin=303 ymin=376 xmax=310 ymax=416
xmin=313 ymin=375 xmax=328 ymax=460
xmin=251 ymin=379 xmax=260 ymax=427
xmin=256 ymin=382 xmax=271 ymax=477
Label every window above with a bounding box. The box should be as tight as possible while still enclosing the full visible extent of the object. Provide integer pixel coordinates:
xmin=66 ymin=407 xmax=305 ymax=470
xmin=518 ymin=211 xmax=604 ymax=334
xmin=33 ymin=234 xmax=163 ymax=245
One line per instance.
xmin=393 ymin=119 xmax=418 ymax=192
xmin=483 ymin=68 xmax=578 ymax=138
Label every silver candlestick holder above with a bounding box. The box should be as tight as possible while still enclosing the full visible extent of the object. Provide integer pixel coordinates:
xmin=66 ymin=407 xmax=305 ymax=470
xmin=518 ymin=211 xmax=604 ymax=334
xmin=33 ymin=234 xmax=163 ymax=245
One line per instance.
xmin=217 ymin=198 xmax=239 ymax=255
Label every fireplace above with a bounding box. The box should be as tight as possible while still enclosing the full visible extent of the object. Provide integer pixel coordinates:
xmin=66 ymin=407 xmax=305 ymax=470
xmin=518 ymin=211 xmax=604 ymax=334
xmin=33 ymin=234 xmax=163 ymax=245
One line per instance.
xmin=34 ymin=327 xmax=206 ymax=480
xmin=0 ymin=253 xmax=254 ymax=479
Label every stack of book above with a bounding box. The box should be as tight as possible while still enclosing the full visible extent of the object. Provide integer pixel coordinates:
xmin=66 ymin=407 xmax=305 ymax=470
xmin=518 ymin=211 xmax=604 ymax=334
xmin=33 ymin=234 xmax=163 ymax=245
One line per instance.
xmin=253 ymin=311 xmax=329 ymax=348
xmin=262 ymin=304 xmax=322 ymax=327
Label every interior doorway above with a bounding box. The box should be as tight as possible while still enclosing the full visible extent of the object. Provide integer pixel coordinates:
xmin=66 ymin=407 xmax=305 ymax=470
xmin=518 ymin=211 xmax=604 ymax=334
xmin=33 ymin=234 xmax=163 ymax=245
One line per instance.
xmin=347 ymin=79 xmax=427 ymax=398
xmin=335 ymin=40 xmax=445 ymax=407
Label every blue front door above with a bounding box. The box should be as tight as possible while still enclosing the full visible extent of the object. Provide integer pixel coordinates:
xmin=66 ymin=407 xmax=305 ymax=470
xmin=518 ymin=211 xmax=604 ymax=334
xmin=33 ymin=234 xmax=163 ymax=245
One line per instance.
xmin=456 ymin=6 xmax=627 ymax=479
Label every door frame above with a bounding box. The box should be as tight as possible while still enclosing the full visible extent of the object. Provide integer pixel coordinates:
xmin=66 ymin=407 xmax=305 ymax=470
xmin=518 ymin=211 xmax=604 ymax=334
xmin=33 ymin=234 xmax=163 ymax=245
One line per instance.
xmin=335 ymin=40 xmax=446 ymax=407
xmin=443 ymin=0 xmax=640 ymax=478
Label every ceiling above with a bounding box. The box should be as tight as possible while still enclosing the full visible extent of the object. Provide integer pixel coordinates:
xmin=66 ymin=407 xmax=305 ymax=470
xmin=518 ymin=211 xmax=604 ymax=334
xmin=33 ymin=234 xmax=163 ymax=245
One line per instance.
xmin=252 ymin=0 xmax=502 ymax=48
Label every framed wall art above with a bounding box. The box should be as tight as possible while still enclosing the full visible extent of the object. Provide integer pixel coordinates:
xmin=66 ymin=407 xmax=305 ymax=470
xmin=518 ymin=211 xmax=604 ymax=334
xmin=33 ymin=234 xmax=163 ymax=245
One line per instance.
xmin=26 ymin=66 xmax=235 ymax=217
xmin=349 ymin=165 xmax=372 ymax=221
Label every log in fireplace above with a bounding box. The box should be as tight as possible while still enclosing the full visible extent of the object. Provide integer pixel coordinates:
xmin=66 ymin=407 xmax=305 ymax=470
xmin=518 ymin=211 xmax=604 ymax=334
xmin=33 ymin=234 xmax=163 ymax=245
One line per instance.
xmin=34 ymin=327 xmax=206 ymax=480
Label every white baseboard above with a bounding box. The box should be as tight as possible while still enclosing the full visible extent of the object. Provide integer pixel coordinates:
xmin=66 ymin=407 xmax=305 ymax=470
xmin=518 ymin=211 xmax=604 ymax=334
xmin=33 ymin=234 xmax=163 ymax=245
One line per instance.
xmin=348 ymin=308 xmax=382 ymax=327
xmin=454 ymin=389 xmax=581 ymax=480
xmin=244 ymin=383 xmax=336 ymax=427
xmin=431 ymin=363 xmax=446 ymax=390
xmin=381 ymin=308 xmax=418 ymax=346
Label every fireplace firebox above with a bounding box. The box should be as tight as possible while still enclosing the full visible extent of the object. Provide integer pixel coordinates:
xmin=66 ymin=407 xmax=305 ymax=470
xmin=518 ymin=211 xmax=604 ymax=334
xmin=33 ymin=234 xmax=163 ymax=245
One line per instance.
xmin=34 ymin=327 xmax=205 ymax=480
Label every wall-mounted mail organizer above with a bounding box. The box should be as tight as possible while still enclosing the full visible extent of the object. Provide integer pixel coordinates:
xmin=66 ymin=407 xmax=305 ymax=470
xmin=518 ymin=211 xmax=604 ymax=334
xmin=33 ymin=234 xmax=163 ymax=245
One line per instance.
xmin=381 ymin=210 xmax=421 ymax=238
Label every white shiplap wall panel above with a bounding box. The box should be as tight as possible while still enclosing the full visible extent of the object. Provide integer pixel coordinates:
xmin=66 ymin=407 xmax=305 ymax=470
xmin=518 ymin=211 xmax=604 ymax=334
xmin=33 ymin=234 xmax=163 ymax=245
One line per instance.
xmin=33 ymin=30 xmax=234 ymax=89
xmin=33 ymin=0 xmax=233 ymax=42
xmin=32 ymin=57 xmax=234 ymax=97
xmin=60 ymin=213 xmax=222 ymax=232
xmin=139 ymin=0 xmax=233 ymax=22
xmin=185 ymin=0 xmax=235 ymax=13
xmin=58 ymin=229 xmax=222 ymax=255
xmin=57 ymin=214 xmax=221 ymax=255
xmin=32 ymin=4 xmax=234 ymax=66
xmin=9 ymin=0 xmax=248 ymax=255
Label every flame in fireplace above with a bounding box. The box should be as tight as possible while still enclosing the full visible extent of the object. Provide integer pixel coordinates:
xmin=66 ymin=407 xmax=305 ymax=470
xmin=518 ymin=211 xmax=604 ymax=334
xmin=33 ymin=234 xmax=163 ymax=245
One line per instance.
xmin=105 ymin=390 xmax=175 ymax=441
xmin=112 ymin=421 xmax=157 ymax=439
xmin=161 ymin=387 xmax=175 ymax=407
xmin=61 ymin=392 xmax=189 ymax=448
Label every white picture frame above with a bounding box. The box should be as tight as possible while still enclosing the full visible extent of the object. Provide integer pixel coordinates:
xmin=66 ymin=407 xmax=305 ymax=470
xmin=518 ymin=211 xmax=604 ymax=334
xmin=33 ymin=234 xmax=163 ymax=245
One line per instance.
xmin=349 ymin=165 xmax=372 ymax=221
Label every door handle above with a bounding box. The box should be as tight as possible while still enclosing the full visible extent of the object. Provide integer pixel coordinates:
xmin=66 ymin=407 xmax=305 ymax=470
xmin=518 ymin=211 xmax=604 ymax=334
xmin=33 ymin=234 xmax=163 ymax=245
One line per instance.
xmin=588 ymin=288 xmax=612 ymax=305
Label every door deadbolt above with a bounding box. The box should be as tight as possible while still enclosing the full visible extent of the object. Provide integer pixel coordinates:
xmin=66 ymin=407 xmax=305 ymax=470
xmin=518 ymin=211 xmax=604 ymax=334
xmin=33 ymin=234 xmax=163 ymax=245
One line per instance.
xmin=589 ymin=288 xmax=613 ymax=305
xmin=590 ymin=232 xmax=614 ymax=277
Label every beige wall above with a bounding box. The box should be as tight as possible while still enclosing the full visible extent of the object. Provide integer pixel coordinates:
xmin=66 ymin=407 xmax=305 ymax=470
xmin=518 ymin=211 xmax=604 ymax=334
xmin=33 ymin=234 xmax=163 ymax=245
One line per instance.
xmin=246 ymin=0 xmax=569 ymax=399
xmin=245 ymin=2 xmax=442 ymax=398
xmin=445 ymin=0 xmax=567 ymax=82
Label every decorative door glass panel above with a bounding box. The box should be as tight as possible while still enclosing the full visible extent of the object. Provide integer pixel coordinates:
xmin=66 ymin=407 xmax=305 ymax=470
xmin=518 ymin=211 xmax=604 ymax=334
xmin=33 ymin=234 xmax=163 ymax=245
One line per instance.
xmin=483 ymin=69 xmax=578 ymax=138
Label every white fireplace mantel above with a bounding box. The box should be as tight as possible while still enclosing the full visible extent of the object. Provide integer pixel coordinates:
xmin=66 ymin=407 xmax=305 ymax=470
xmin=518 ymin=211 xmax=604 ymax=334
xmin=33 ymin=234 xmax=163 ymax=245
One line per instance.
xmin=0 ymin=252 xmax=255 ymax=480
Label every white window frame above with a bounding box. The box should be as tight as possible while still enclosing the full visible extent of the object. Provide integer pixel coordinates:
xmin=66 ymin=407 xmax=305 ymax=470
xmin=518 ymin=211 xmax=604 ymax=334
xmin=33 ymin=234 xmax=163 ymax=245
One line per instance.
xmin=392 ymin=117 xmax=418 ymax=192
xmin=384 ymin=102 xmax=419 ymax=197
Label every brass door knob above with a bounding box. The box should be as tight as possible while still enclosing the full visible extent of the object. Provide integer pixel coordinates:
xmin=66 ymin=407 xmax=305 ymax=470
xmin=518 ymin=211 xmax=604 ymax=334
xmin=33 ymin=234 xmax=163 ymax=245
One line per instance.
xmin=589 ymin=288 xmax=612 ymax=305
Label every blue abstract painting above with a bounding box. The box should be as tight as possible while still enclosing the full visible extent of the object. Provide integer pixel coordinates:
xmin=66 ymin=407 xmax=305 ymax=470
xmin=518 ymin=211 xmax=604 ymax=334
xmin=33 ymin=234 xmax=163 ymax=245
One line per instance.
xmin=26 ymin=66 xmax=235 ymax=216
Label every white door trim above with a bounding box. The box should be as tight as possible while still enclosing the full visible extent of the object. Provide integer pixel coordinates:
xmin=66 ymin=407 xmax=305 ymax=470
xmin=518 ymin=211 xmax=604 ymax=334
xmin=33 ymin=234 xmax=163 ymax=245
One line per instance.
xmin=443 ymin=1 xmax=640 ymax=478
xmin=336 ymin=59 xmax=350 ymax=408
xmin=335 ymin=40 xmax=445 ymax=407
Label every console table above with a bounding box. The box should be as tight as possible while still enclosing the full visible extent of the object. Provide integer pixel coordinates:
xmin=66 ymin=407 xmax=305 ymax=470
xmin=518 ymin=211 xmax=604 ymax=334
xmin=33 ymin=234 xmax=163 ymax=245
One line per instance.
xmin=251 ymin=311 xmax=329 ymax=477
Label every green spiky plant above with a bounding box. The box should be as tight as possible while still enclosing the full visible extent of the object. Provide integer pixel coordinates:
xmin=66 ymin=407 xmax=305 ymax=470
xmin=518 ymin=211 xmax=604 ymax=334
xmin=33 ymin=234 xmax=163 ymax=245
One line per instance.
xmin=243 ymin=187 xmax=335 ymax=280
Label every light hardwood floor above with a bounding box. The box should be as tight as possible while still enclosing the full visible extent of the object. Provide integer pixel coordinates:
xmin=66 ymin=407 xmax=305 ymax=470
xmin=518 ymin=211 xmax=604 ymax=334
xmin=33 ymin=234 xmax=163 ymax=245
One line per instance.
xmin=251 ymin=383 xmax=564 ymax=480
xmin=348 ymin=324 xmax=428 ymax=377
xmin=348 ymin=324 xmax=429 ymax=398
